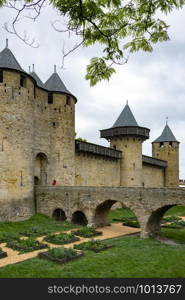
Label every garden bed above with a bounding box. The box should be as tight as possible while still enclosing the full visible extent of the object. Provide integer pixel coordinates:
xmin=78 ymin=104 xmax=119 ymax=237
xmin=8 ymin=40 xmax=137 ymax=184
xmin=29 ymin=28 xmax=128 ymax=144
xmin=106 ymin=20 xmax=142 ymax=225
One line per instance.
xmin=0 ymin=249 xmax=7 ymax=259
xmin=74 ymin=240 xmax=113 ymax=252
xmin=0 ymin=233 xmax=21 ymax=243
xmin=19 ymin=226 xmax=49 ymax=237
xmin=38 ymin=247 xmax=84 ymax=264
xmin=6 ymin=237 xmax=48 ymax=253
xmin=161 ymin=216 xmax=185 ymax=229
xmin=44 ymin=233 xmax=79 ymax=245
xmin=73 ymin=227 xmax=102 ymax=238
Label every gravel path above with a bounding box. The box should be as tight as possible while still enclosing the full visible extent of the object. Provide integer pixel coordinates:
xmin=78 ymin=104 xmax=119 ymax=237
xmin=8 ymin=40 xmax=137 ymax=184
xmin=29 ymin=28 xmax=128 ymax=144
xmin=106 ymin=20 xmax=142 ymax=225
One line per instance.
xmin=0 ymin=223 xmax=140 ymax=268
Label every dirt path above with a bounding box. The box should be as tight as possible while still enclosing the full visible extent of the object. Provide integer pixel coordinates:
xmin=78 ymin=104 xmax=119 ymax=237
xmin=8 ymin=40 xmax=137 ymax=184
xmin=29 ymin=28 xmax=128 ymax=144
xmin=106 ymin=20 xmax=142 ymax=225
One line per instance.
xmin=0 ymin=223 xmax=140 ymax=268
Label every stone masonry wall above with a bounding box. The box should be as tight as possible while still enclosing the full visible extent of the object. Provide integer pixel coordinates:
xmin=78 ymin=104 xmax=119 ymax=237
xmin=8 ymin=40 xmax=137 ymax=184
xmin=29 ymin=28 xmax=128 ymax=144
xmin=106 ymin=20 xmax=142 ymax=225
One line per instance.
xmin=142 ymin=165 xmax=165 ymax=187
xmin=0 ymin=71 xmax=35 ymax=221
xmin=75 ymin=152 xmax=120 ymax=186
xmin=110 ymin=137 xmax=143 ymax=187
xmin=152 ymin=142 xmax=179 ymax=187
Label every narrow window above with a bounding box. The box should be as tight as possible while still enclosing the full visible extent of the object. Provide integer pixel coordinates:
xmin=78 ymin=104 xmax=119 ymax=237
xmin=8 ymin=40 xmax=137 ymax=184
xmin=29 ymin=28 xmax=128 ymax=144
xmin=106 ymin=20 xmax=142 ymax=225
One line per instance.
xmin=53 ymin=122 xmax=56 ymax=127
xmin=20 ymin=74 xmax=26 ymax=87
xmin=48 ymin=92 xmax=53 ymax=104
xmin=160 ymin=142 xmax=164 ymax=148
xmin=66 ymin=95 xmax=71 ymax=105
xmin=169 ymin=141 xmax=173 ymax=147
xmin=34 ymin=85 xmax=36 ymax=99
xmin=0 ymin=70 xmax=3 ymax=83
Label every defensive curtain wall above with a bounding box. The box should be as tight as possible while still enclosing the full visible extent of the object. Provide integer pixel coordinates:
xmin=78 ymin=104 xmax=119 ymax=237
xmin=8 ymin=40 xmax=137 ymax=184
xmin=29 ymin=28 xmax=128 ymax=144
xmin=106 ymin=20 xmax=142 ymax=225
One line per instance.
xmin=36 ymin=186 xmax=185 ymax=238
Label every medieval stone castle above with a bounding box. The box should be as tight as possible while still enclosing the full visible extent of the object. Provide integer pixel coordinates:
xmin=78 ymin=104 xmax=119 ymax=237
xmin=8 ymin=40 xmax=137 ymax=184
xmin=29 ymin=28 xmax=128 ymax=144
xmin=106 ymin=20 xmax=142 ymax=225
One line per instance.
xmin=0 ymin=40 xmax=180 ymax=227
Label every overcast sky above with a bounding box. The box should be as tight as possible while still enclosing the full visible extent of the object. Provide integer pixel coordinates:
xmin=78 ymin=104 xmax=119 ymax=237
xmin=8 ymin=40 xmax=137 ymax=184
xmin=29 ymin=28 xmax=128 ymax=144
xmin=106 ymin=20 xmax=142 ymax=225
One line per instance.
xmin=1 ymin=3 xmax=185 ymax=178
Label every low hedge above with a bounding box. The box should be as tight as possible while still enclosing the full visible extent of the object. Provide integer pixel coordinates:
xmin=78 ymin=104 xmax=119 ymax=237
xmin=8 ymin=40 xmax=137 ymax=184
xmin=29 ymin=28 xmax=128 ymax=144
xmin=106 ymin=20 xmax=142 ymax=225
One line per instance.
xmin=6 ymin=237 xmax=48 ymax=253
xmin=74 ymin=239 xmax=112 ymax=252
xmin=73 ymin=227 xmax=102 ymax=238
xmin=44 ymin=233 xmax=79 ymax=245
xmin=39 ymin=247 xmax=84 ymax=264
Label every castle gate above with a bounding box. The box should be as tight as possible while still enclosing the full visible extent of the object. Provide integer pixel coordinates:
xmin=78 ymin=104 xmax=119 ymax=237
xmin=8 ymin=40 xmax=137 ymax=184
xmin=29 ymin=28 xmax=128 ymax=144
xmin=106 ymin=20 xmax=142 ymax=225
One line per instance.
xmin=35 ymin=186 xmax=185 ymax=238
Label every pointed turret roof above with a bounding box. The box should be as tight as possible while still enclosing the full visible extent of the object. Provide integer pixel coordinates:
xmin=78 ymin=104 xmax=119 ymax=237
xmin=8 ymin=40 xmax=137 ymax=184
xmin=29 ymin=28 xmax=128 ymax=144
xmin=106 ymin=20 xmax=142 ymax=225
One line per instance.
xmin=100 ymin=102 xmax=150 ymax=141
xmin=112 ymin=103 xmax=138 ymax=128
xmin=153 ymin=124 xmax=178 ymax=143
xmin=0 ymin=39 xmax=24 ymax=72
xmin=30 ymin=64 xmax=45 ymax=89
xmin=45 ymin=65 xmax=76 ymax=101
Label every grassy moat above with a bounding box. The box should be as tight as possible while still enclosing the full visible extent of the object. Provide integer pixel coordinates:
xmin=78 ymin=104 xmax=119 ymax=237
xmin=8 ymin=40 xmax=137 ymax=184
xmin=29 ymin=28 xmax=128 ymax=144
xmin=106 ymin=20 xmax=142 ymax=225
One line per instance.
xmin=0 ymin=207 xmax=185 ymax=278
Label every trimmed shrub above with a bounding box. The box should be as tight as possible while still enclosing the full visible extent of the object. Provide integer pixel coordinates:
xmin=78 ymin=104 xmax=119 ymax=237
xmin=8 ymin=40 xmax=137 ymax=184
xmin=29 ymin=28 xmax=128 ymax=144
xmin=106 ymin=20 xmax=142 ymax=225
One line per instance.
xmin=74 ymin=239 xmax=112 ymax=252
xmin=73 ymin=227 xmax=102 ymax=238
xmin=44 ymin=233 xmax=79 ymax=245
xmin=48 ymin=247 xmax=78 ymax=259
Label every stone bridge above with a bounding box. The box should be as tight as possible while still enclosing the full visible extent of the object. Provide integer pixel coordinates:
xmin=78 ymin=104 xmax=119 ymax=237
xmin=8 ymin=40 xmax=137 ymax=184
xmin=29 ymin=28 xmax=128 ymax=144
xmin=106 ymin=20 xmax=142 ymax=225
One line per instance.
xmin=35 ymin=186 xmax=185 ymax=238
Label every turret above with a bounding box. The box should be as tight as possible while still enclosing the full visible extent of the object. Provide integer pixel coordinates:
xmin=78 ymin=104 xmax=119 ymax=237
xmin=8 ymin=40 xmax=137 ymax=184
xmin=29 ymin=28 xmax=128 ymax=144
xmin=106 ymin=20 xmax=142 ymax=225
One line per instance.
xmin=100 ymin=103 xmax=150 ymax=187
xmin=152 ymin=122 xmax=179 ymax=188
xmin=44 ymin=66 xmax=77 ymax=185
xmin=0 ymin=40 xmax=36 ymax=220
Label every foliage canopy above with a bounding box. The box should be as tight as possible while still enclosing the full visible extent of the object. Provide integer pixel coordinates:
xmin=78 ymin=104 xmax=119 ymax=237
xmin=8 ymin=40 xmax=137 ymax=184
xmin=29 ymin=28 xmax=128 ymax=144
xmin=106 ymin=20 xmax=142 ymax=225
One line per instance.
xmin=0 ymin=0 xmax=185 ymax=85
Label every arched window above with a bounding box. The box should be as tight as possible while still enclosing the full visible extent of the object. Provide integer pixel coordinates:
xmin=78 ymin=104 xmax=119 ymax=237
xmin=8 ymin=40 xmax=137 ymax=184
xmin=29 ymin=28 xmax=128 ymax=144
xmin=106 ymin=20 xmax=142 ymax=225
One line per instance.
xmin=34 ymin=152 xmax=48 ymax=185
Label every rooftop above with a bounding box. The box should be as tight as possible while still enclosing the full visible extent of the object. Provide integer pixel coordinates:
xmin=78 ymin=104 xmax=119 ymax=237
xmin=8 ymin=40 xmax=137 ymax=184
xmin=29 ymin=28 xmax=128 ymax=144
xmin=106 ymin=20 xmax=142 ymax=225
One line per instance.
xmin=153 ymin=124 xmax=178 ymax=143
xmin=0 ymin=39 xmax=24 ymax=73
xmin=45 ymin=65 xmax=77 ymax=101
xmin=112 ymin=103 xmax=138 ymax=128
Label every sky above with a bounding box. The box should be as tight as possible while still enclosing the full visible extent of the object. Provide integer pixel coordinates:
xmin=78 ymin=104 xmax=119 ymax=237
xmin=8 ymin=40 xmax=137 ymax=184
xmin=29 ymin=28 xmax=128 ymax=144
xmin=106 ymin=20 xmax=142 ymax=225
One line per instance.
xmin=0 ymin=3 xmax=185 ymax=178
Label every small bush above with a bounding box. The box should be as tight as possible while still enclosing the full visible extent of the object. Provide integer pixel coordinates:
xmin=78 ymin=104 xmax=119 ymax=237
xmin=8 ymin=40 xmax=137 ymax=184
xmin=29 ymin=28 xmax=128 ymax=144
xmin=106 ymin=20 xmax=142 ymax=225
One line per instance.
xmin=44 ymin=233 xmax=79 ymax=245
xmin=74 ymin=239 xmax=106 ymax=251
xmin=48 ymin=247 xmax=78 ymax=260
xmin=73 ymin=226 xmax=102 ymax=238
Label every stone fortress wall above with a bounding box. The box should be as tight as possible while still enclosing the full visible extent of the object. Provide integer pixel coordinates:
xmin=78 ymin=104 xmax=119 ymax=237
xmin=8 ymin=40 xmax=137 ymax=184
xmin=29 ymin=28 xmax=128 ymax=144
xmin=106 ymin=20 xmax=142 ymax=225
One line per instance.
xmin=0 ymin=41 xmax=180 ymax=222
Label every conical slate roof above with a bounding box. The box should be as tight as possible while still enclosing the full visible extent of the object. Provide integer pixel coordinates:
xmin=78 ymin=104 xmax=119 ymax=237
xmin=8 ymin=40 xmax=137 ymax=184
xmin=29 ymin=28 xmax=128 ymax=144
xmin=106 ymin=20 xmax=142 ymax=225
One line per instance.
xmin=45 ymin=67 xmax=77 ymax=102
xmin=30 ymin=71 xmax=45 ymax=89
xmin=45 ymin=72 xmax=69 ymax=93
xmin=112 ymin=103 xmax=138 ymax=128
xmin=153 ymin=124 xmax=178 ymax=143
xmin=0 ymin=44 xmax=24 ymax=72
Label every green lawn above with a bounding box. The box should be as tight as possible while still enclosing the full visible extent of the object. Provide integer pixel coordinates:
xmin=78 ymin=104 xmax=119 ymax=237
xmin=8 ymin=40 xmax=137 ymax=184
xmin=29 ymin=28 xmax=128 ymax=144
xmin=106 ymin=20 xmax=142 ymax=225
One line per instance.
xmin=0 ymin=214 xmax=78 ymax=239
xmin=164 ymin=206 xmax=185 ymax=216
xmin=0 ymin=207 xmax=185 ymax=278
xmin=108 ymin=208 xmax=135 ymax=222
xmin=0 ymin=236 xmax=185 ymax=278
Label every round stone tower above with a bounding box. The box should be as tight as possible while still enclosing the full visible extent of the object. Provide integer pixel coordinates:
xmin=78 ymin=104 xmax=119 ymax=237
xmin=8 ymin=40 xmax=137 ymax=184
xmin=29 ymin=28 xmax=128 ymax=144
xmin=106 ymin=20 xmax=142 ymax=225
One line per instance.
xmin=0 ymin=40 xmax=36 ymax=220
xmin=152 ymin=122 xmax=179 ymax=188
xmin=44 ymin=65 xmax=77 ymax=186
xmin=100 ymin=103 xmax=150 ymax=187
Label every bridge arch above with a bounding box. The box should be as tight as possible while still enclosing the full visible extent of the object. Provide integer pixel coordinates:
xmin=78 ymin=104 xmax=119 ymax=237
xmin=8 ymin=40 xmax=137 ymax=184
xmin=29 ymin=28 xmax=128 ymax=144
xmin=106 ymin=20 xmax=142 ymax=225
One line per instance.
xmin=145 ymin=204 xmax=184 ymax=238
xmin=53 ymin=208 xmax=67 ymax=221
xmin=93 ymin=199 xmax=141 ymax=228
xmin=71 ymin=210 xmax=88 ymax=226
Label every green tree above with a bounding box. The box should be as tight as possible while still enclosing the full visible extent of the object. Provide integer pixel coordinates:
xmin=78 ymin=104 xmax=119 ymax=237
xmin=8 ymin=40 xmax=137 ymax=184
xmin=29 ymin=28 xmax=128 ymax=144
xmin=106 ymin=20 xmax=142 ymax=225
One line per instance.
xmin=1 ymin=0 xmax=185 ymax=85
